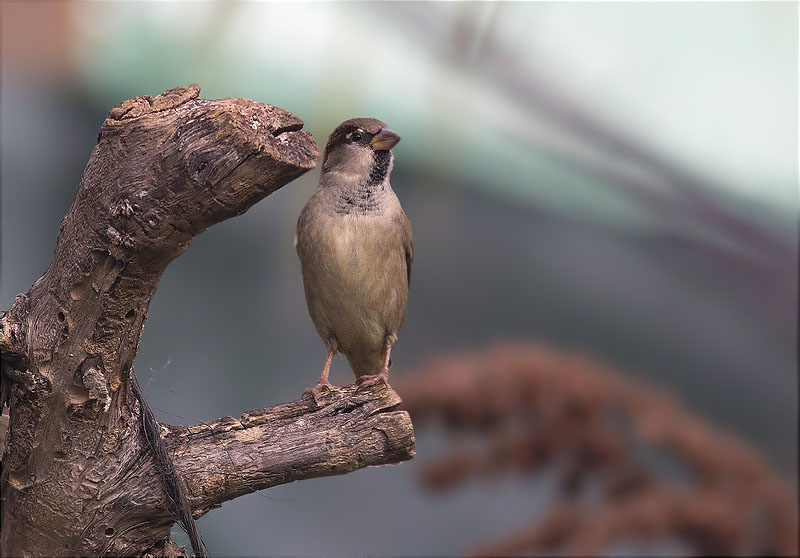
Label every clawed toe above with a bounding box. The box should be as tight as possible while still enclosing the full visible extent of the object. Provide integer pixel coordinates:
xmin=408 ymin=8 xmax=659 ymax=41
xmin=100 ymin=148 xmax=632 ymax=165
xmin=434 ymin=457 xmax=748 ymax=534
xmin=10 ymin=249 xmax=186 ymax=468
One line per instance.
xmin=304 ymin=381 xmax=334 ymax=402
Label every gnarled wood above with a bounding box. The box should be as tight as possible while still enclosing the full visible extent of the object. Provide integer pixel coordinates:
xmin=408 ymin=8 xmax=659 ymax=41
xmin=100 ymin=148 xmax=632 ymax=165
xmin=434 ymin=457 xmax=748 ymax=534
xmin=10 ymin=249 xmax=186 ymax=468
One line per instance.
xmin=0 ymin=85 xmax=415 ymax=557
xmin=164 ymin=383 xmax=412 ymax=518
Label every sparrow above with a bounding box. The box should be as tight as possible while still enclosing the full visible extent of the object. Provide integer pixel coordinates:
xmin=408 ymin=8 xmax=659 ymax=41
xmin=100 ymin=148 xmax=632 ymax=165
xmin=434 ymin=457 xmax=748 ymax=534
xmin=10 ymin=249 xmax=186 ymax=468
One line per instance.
xmin=296 ymin=118 xmax=412 ymax=398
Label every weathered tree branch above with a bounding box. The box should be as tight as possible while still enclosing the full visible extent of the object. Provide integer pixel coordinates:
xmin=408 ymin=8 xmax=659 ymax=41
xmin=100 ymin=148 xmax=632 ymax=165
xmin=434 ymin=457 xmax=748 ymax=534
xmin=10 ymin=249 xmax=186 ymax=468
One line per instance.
xmin=0 ymin=85 xmax=415 ymax=557
xmin=165 ymin=383 xmax=414 ymax=517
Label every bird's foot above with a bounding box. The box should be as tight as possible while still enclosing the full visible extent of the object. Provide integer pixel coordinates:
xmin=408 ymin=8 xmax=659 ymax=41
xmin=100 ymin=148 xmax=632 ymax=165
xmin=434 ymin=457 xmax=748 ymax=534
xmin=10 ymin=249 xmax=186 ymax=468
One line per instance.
xmin=304 ymin=380 xmax=334 ymax=403
xmin=356 ymin=371 xmax=390 ymax=390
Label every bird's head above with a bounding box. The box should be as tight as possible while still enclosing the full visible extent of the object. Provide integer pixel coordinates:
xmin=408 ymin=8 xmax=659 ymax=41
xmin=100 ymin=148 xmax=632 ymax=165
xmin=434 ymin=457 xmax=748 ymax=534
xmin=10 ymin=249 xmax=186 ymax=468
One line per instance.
xmin=322 ymin=118 xmax=401 ymax=176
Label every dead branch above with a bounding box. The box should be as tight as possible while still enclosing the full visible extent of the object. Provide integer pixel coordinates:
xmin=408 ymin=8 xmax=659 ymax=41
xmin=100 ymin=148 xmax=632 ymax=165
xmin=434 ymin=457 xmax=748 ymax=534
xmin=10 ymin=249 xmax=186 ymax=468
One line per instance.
xmin=0 ymin=85 xmax=415 ymax=557
xmin=164 ymin=383 xmax=414 ymax=518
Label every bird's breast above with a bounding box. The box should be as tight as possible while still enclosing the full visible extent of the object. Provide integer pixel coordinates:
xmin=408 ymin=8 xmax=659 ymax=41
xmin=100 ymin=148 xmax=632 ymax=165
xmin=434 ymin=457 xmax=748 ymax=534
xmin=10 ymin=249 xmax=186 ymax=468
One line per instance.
xmin=318 ymin=212 xmax=401 ymax=285
xmin=296 ymin=183 xmax=410 ymax=367
xmin=298 ymin=198 xmax=408 ymax=326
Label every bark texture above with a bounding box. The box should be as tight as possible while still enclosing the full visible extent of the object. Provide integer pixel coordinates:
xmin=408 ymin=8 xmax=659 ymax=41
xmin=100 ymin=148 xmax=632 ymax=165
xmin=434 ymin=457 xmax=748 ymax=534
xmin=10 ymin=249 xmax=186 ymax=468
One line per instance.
xmin=0 ymin=85 xmax=416 ymax=556
xmin=166 ymin=382 xmax=414 ymax=518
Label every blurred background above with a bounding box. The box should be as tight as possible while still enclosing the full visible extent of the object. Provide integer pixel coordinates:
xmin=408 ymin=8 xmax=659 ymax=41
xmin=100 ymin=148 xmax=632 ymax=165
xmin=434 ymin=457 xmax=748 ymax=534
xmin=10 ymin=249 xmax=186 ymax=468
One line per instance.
xmin=1 ymin=2 xmax=797 ymax=556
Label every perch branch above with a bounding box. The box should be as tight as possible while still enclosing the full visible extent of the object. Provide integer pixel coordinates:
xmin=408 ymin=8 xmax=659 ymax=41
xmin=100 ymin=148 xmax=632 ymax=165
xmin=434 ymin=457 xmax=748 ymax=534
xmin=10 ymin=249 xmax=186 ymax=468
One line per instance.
xmin=164 ymin=383 xmax=415 ymax=517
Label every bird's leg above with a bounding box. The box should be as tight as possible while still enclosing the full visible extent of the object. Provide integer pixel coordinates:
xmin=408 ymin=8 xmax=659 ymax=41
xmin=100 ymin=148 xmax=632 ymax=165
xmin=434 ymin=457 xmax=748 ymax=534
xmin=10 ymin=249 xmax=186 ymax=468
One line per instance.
xmin=304 ymin=348 xmax=336 ymax=401
xmin=356 ymin=338 xmax=393 ymax=389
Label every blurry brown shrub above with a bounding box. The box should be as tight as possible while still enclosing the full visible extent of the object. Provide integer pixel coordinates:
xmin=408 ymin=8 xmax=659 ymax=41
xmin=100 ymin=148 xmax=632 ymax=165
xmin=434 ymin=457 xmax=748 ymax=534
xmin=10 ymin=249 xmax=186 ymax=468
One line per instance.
xmin=397 ymin=344 xmax=798 ymax=557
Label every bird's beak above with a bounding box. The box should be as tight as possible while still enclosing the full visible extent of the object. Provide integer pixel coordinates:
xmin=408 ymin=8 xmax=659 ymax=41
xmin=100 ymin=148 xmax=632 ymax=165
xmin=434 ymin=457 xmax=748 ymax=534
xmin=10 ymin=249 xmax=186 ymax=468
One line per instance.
xmin=369 ymin=128 xmax=401 ymax=151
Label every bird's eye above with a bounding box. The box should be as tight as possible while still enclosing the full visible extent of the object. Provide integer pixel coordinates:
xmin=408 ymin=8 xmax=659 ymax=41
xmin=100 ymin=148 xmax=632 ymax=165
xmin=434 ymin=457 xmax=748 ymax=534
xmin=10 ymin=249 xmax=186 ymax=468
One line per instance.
xmin=351 ymin=131 xmax=363 ymax=142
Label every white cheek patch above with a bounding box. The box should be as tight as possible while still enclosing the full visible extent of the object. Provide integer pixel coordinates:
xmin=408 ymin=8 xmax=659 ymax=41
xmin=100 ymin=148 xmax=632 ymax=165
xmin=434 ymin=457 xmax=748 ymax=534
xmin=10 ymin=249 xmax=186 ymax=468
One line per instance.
xmin=349 ymin=146 xmax=376 ymax=174
xmin=327 ymin=145 xmax=375 ymax=177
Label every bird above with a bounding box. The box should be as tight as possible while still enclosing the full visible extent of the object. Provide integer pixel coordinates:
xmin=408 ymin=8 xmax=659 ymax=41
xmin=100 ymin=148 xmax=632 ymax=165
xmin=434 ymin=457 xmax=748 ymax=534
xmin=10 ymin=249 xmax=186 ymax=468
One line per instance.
xmin=296 ymin=118 xmax=412 ymax=398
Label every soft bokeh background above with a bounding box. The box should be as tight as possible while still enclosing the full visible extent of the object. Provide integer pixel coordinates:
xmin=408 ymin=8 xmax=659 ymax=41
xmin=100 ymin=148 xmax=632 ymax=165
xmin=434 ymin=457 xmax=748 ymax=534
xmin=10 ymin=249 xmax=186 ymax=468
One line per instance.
xmin=2 ymin=2 xmax=796 ymax=556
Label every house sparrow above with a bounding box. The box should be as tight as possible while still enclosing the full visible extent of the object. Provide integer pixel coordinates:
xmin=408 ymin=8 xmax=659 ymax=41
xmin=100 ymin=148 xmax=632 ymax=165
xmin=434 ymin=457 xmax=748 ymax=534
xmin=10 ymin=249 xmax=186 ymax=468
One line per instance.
xmin=296 ymin=118 xmax=412 ymax=398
